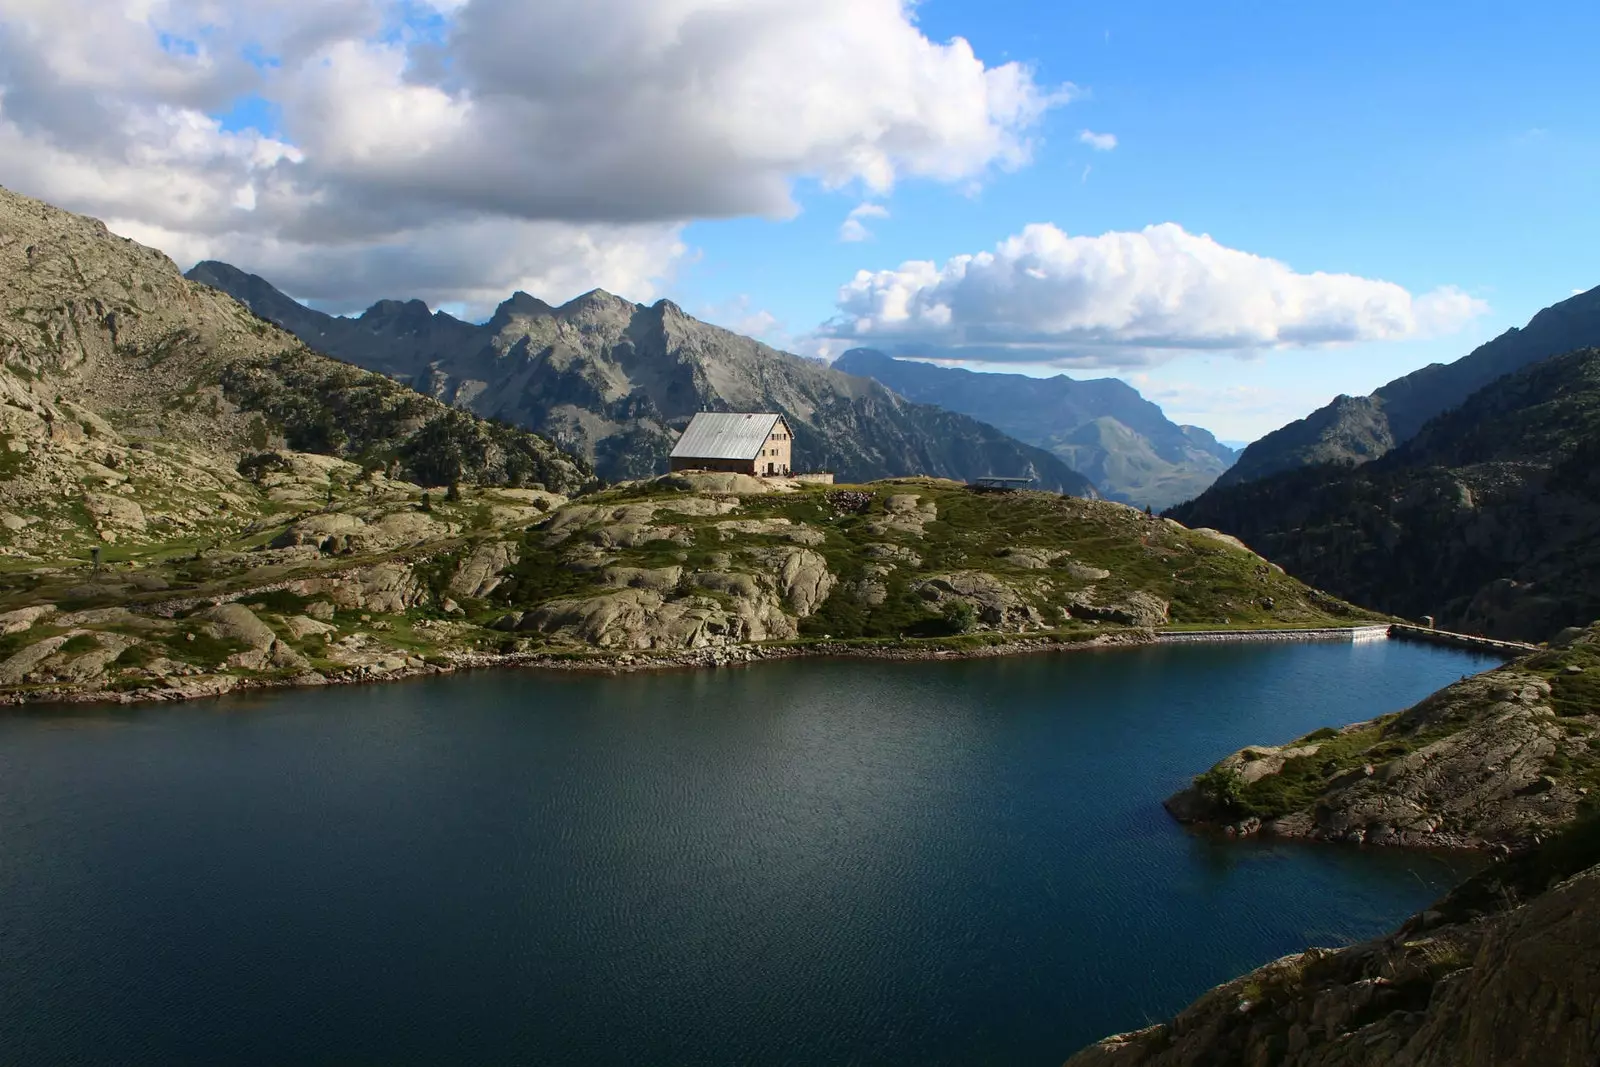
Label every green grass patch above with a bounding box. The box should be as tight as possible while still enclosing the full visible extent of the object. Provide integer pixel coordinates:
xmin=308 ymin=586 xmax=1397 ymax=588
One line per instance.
xmin=60 ymin=634 xmax=99 ymax=654
xmin=113 ymin=643 xmax=156 ymax=668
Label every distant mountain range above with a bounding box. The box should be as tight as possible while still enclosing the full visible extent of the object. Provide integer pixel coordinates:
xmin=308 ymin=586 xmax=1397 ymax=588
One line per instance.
xmin=1212 ymin=285 xmax=1600 ymax=491
xmin=1171 ymin=344 xmax=1600 ymax=641
xmin=832 ymin=349 xmax=1236 ymax=510
xmin=187 ymin=262 xmax=1095 ymax=495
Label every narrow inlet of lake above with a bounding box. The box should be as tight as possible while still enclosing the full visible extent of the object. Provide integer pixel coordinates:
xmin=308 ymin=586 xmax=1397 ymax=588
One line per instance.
xmin=0 ymin=639 xmax=1499 ymax=1066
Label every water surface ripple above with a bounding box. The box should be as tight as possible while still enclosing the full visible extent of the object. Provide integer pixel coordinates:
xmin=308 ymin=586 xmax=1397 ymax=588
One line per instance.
xmin=0 ymin=641 xmax=1498 ymax=1065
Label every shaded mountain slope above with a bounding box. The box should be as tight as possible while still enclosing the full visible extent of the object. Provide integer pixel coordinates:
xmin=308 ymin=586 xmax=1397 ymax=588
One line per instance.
xmin=832 ymin=348 xmax=1233 ymax=509
xmin=1169 ymin=348 xmax=1600 ymax=641
xmin=1212 ymin=285 xmax=1600 ymax=491
xmin=188 ymin=262 xmax=1096 ymax=494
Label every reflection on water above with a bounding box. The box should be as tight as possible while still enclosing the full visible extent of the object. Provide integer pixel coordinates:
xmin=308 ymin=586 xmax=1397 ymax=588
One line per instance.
xmin=0 ymin=640 xmax=1497 ymax=1066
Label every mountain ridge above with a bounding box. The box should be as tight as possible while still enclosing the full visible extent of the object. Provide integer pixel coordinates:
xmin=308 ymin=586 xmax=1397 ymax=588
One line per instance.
xmin=831 ymin=348 xmax=1234 ymax=510
xmin=1210 ymin=285 xmax=1600 ymax=492
xmin=1169 ymin=346 xmax=1600 ymax=641
xmin=186 ymin=262 xmax=1097 ymax=495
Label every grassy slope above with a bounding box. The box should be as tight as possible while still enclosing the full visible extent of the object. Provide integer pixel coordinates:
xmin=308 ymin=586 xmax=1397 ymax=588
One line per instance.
xmin=0 ymin=474 xmax=1379 ymax=703
xmin=492 ymin=477 xmax=1375 ymax=641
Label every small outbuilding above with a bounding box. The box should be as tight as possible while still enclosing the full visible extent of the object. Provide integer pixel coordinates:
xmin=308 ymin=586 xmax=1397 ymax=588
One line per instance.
xmin=669 ymin=412 xmax=794 ymax=477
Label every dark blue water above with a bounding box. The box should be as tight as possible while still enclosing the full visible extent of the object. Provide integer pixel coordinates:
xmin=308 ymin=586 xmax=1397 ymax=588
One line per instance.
xmin=0 ymin=640 xmax=1499 ymax=1066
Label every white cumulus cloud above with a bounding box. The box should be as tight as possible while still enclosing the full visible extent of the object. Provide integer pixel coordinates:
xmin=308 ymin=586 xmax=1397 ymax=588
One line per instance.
xmin=0 ymin=0 xmax=1069 ymax=313
xmin=820 ymin=222 xmax=1488 ymax=365
xmin=1079 ymin=129 xmax=1117 ymax=151
xmin=839 ymin=202 xmax=890 ymax=242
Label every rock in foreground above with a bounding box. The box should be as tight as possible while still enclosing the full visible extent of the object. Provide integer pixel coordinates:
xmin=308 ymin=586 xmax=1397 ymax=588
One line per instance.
xmin=1165 ymin=626 xmax=1600 ymax=850
xmin=1065 ymin=816 xmax=1600 ymax=1067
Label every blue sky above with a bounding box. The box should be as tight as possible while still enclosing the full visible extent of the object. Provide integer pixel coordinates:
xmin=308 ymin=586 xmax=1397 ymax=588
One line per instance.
xmin=673 ymin=2 xmax=1600 ymax=438
xmin=3 ymin=0 xmax=1595 ymax=442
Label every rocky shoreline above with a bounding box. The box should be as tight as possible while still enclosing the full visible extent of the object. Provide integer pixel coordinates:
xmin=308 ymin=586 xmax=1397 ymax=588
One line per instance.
xmin=0 ymin=623 xmax=1411 ymax=710
xmin=1162 ymin=628 xmax=1598 ymax=854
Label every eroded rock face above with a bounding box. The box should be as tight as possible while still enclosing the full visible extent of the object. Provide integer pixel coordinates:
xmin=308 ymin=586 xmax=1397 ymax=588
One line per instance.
xmin=289 ymin=563 xmax=427 ymax=614
xmin=522 ymin=588 xmax=796 ymax=649
xmin=758 ymin=548 xmax=835 ymax=617
xmin=917 ymin=572 xmax=1046 ymax=629
xmin=1066 ymin=590 xmax=1170 ymax=627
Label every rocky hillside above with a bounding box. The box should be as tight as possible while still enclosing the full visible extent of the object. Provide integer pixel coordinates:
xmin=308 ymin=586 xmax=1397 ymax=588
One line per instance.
xmin=1209 ymin=285 xmax=1600 ymax=491
xmin=1066 ymin=628 xmax=1600 ymax=1067
xmin=833 ymin=348 xmax=1235 ymax=510
xmin=187 ymin=262 xmax=1096 ymax=494
xmin=1166 ymin=625 xmax=1600 ymax=849
xmin=0 ymin=184 xmax=591 ymax=567
xmin=1065 ymin=813 xmax=1600 ymax=1067
xmin=0 ymin=470 xmax=1376 ymax=706
xmin=1169 ymin=347 xmax=1600 ymax=641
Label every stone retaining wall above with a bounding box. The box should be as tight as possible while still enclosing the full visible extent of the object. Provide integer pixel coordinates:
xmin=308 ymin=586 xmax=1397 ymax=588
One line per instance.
xmin=1155 ymin=625 xmax=1392 ymax=645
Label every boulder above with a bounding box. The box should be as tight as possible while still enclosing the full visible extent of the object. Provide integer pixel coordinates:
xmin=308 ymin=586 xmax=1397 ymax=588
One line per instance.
xmin=448 ymin=540 xmax=520 ymax=599
xmin=84 ymin=491 xmax=147 ymax=532
xmin=774 ymin=549 xmax=835 ymax=617
xmin=0 ymin=604 xmax=55 ymax=635
xmin=198 ymin=603 xmax=277 ymax=649
xmin=271 ymin=512 xmax=368 ymax=551
xmin=283 ymin=615 xmax=337 ymax=641
xmin=866 ymin=494 xmax=938 ymax=538
xmin=917 ymin=571 xmax=1045 ymax=629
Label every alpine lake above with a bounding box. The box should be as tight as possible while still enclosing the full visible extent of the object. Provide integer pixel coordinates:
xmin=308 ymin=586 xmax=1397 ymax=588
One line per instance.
xmin=0 ymin=638 xmax=1502 ymax=1065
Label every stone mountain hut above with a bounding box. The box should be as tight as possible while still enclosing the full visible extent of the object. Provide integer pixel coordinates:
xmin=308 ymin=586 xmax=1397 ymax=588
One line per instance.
xmin=669 ymin=412 xmax=794 ymax=477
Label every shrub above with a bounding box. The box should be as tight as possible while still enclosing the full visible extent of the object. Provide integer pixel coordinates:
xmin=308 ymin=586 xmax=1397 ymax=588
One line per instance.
xmin=61 ymin=634 xmax=100 ymax=654
xmin=114 ymin=643 xmax=156 ymax=668
xmin=941 ymin=599 xmax=976 ymax=634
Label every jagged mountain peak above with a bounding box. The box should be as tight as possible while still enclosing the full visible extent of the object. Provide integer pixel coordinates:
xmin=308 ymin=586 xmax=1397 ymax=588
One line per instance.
xmin=195 ymin=266 xmax=1095 ymax=493
xmin=359 ymin=297 xmax=435 ymax=329
xmin=556 ymin=288 xmax=637 ymax=317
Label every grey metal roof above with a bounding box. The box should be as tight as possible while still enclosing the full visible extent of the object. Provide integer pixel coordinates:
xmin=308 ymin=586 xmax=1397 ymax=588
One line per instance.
xmin=670 ymin=412 xmax=785 ymax=461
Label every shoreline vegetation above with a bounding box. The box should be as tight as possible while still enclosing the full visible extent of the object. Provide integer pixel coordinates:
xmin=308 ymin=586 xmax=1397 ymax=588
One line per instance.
xmin=0 ymin=619 xmax=1420 ymax=710
xmin=0 ymin=459 xmax=1403 ymax=713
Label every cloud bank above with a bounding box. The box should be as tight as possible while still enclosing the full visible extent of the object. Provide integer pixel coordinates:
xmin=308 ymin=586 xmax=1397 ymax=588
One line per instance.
xmin=0 ymin=0 xmax=1065 ymax=314
xmin=819 ymin=222 xmax=1487 ymax=365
